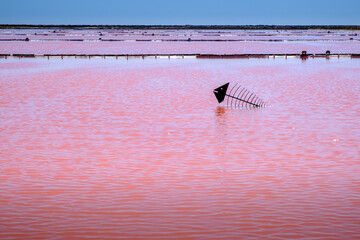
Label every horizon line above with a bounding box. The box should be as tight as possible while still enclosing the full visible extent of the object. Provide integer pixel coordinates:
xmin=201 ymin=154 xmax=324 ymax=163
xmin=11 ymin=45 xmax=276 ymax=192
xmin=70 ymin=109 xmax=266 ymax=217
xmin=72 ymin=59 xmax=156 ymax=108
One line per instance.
xmin=1 ymin=24 xmax=360 ymax=30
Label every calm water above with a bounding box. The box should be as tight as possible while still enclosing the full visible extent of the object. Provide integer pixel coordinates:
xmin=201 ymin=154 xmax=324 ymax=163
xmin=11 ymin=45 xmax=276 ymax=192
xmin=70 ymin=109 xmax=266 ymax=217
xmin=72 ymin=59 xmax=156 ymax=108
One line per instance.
xmin=1 ymin=57 xmax=360 ymax=239
xmin=1 ymin=41 xmax=360 ymax=55
xmin=1 ymin=29 xmax=360 ymax=55
xmin=1 ymin=29 xmax=360 ymax=41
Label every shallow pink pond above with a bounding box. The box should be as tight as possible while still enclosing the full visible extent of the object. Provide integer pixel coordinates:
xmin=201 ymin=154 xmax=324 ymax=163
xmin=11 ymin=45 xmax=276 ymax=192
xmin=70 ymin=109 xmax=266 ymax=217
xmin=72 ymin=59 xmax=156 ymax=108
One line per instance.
xmin=0 ymin=57 xmax=360 ymax=239
xmin=1 ymin=29 xmax=360 ymax=41
xmin=1 ymin=41 xmax=360 ymax=55
xmin=1 ymin=29 xmax=360 ymax=55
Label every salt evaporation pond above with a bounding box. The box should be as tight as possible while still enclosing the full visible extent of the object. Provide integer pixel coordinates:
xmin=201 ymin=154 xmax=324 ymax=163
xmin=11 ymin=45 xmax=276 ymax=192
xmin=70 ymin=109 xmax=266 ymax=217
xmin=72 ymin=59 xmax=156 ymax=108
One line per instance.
xmin=1 ymin=56 xmax=359 ymax=239
xmin=2 ymin=40 xmax=360 ymax=55
xmin=1 ymin=28 xmax=360 ymax=55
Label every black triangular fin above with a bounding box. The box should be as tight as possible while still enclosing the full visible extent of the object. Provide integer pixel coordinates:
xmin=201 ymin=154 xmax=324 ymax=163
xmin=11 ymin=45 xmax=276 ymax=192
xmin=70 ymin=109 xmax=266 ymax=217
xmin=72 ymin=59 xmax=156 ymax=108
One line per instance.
xmin=213 ymin=82 xmax=229 ymax=103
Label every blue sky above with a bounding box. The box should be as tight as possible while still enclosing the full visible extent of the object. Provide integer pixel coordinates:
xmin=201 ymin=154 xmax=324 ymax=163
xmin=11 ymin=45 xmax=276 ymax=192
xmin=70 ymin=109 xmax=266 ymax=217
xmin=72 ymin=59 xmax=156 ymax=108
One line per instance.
xmin=1 ymin=0 xmax=359 ymax=25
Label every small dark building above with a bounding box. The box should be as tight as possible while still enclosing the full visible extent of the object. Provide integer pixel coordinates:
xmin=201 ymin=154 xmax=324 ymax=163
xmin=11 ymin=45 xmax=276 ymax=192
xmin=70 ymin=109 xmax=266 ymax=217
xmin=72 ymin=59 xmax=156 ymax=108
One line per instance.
xmin=300 ymin=50 xmax=308 ymax=59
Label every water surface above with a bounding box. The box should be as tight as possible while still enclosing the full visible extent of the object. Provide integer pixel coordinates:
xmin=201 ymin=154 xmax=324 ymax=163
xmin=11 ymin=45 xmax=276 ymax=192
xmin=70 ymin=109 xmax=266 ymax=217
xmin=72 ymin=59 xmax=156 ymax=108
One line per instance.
xmin=0 ymin=57 xmax=360 ymax=239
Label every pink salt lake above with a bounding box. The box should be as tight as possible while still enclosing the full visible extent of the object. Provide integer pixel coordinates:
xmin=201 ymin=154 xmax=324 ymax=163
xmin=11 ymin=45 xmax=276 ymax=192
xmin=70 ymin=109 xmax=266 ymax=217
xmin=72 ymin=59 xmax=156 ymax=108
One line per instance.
xmin=1 ymin=28 xmax=360 ymax=55
xmin=0 ymin=56 xmax=360 ymax=239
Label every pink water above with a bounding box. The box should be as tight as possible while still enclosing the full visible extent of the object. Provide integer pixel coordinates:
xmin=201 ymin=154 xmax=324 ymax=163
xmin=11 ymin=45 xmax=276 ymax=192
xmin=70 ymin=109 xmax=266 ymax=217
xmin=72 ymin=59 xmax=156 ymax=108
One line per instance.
xmin=1 ymin=29 xmax=360 ymax=41
xmin=1 ymin=29 xmax=360 ymax=55
xmin=0 ymin=57 xmax=360 ymax=239
xmin=1 ymin=41 xmax=360 ymax=55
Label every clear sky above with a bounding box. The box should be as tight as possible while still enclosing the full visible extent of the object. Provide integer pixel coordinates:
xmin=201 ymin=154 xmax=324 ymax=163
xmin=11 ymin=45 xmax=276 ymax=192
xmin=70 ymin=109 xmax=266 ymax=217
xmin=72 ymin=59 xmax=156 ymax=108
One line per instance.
xmin=1 ymin=0 xmax=359 ymax=25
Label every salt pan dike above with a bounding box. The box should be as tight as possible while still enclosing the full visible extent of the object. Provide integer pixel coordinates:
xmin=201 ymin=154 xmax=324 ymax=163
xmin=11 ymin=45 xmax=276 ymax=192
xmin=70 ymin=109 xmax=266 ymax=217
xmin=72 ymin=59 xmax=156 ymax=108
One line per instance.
xmin=1 ymin=28 xmax=360 ymax=56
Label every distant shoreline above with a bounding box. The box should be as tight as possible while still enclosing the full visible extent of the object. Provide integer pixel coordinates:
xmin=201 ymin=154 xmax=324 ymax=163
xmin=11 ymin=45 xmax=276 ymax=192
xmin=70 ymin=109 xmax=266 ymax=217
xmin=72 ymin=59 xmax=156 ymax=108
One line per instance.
xmin=1 ymin=24 xmax=360 ymax=30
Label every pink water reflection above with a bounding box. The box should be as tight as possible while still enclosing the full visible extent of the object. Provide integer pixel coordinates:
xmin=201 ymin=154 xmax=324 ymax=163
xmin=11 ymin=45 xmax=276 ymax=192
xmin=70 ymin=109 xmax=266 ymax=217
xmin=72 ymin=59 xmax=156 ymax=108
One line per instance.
xmin=0 ymin=57 xmax=359 ymax=239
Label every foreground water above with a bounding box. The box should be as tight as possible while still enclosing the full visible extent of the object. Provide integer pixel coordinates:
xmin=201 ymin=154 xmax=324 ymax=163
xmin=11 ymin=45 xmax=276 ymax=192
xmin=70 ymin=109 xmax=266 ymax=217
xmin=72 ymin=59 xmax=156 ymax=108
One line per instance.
xmin=0 ymin=57 xmax=359 ymax=239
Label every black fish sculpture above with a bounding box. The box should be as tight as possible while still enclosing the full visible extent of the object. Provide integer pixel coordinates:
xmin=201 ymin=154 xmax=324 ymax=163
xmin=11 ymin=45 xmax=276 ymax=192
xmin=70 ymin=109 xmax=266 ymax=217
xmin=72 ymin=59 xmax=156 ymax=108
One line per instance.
xmin=213 ymin=82 xmax=266 ymax=108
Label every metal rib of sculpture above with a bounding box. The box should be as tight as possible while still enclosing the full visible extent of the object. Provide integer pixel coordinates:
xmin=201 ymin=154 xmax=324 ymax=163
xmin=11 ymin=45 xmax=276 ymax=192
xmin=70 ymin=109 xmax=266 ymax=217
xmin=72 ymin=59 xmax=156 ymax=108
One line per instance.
xmin=213 ymin=82 xmax=266 ymax=108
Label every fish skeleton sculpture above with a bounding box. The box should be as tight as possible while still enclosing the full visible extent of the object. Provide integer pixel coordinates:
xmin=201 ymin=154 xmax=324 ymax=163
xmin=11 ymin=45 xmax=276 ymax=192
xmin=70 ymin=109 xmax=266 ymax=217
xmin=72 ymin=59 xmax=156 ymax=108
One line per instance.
xmin=213 ymin=82 xmax=266 ymax=108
